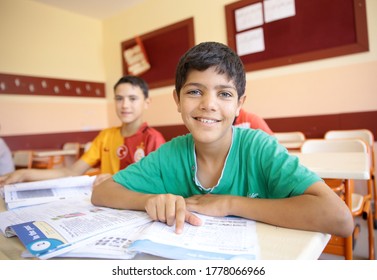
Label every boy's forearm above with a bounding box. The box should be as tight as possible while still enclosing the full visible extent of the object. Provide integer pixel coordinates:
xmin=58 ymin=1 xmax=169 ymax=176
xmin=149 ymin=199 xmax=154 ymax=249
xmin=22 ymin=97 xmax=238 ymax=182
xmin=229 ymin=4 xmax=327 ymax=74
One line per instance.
xmin=91 ymin=178 xmax=150 ymax=211
xmin=229 ymin=192 xmax=353 ymax=238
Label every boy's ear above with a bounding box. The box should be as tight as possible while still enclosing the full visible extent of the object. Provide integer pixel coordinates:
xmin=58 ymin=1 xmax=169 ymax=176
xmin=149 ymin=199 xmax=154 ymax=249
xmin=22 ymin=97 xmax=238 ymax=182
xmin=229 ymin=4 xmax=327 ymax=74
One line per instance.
xmin=144 ymin=97 xmax=151 ymax=109
xmin=236 ymin=95 xmax=246 ymax=116
xmin=173 ymin=90 xmax=181 ymax=113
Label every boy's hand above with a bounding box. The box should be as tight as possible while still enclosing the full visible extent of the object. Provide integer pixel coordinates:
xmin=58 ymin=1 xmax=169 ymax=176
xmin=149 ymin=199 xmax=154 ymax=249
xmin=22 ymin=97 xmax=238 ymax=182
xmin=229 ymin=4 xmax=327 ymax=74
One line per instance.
xmin=0 ymin=170 xmax=26 ymax=187
xmin=144 ymin=194 xmax=202 ymax=234
xmin=185 ymin=194 xmax=232 ymax=217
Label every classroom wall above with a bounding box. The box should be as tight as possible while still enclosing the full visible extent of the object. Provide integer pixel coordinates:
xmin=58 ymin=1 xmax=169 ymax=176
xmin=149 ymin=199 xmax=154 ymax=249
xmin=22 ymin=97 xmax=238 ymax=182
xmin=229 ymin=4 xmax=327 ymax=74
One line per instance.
xmin=103 ymin=0 xmax=377 ymax=127
xmin=1 ymin=0 xmax=376 ymax=138
xmin=0 ymin=0 xmax=107 ymax=135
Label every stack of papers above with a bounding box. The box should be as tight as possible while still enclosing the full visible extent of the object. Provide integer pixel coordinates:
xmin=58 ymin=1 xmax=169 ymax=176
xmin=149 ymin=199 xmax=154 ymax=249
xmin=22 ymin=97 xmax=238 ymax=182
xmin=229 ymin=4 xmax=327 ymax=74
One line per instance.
xmin=3 ymin=175 xmax=95 ymax=209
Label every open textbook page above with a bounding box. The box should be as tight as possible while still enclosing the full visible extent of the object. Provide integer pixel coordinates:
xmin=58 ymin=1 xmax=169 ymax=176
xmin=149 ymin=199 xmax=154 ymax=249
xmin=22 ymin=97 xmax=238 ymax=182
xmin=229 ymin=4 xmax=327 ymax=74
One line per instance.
xmin=0 ymin=198 xmax=152 ymax=259
xmin=23 ymin=215 xmax=260 ymax=260
xmin=45 ymin=214 xmax=260 ymax=260
xmin=127 ymin=214 xmax=260 ymax=260
xmin=42 ymin=223 xmax=153 ymax=260
xmin=3 ymin=175 xmax=95 ymax=209
xmin=1 ymin=198 xmax=260 ymax=260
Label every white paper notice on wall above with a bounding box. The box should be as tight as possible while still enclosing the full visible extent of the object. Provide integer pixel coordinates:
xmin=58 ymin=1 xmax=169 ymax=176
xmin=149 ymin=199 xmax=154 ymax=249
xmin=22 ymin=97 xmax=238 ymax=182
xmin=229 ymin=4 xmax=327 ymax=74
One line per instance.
xmin=264 ymin=0 xmax=296 ymax=23
xmin=123 ymin=37 xmax=151 ymax=76
xmin=236 ymin=27 xmax=265 ymax=56
xmin=235 ymin=3 xmax=264 ymax=32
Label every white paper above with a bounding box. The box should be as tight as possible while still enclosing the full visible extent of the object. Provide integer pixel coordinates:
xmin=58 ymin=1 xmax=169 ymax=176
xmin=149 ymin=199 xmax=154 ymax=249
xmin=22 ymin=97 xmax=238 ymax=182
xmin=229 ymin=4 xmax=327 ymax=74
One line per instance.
xmin=264 ymin=0 xmax=296 ymax=23
xmin=3 ymin=176 xmax=95 ymax=209
xmin=11 ymin=211 xmax=150 ymax=259
xmin=1 ymin=197 xmax=260 ymax=260
xmin=235 ymin=3 xmax=264 ymax=32
xmin=236 ymin=27 xmax=265 ymax=56
xmin=56 ymin=223 xmax=151 ymax=259
xmin=129 ymin=214 xmax=260 ymax=259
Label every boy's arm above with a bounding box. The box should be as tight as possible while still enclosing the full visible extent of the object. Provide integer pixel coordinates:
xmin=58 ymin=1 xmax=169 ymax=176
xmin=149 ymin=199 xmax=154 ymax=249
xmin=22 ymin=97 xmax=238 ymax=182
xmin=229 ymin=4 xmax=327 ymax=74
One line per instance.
xmin=186 ymin=181 xmax=354 ymax=238
xmin=0 ymin=159 xmax=91 ymax=186
xmin=91 ymin=177 xmax=150 ymax=210
xmin=91 ymin=178 xmax=202 ymax=233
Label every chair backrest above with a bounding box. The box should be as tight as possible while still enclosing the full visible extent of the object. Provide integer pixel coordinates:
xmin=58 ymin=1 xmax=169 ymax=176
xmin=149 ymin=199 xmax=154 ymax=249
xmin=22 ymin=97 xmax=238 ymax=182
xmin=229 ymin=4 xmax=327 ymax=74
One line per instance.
xmin=324 ymin=129 xmax=374 ymax=146
xmin=62 ymin=142 xmax=80 ymax=166
xmin=301 ymin=138 xmax=368 ymax=154
xmin=324 ymin=129 xmax=375 ymax=168
xmin=13 ymin=150 xmax=33 ymax=169
xmin=63 ymin=142 xmax=80 ymax=153
xmin=83 ymin=141 xmax=92 ymax=152
xmin=274 ymin=131 xmax=306 ymax=150
xmin=275 ymin=131 xmax=306 ymax=142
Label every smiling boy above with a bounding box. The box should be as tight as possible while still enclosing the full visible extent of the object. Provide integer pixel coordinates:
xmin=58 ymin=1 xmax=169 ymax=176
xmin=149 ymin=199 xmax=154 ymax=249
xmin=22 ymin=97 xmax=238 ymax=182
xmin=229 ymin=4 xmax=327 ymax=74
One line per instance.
xmin=91 ymin=42 xmax=353 ymax=238
xmin=0 ymin=76 xmax=165 ymax=186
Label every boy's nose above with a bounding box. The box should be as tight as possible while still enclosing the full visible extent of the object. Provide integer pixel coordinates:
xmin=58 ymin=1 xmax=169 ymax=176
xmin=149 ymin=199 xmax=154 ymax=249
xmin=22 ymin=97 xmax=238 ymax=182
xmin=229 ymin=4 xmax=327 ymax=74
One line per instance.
xmin=199 ymin=94 xmax=217 ymax=111
xmin=121 ymin=98 xmax=130 ymax=107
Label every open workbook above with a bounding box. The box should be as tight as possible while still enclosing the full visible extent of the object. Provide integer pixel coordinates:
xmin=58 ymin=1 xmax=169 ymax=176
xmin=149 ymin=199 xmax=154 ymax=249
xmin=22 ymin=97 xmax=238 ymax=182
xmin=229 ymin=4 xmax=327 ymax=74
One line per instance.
xmin=0 ymin=198 xmax=260 ymax=260
xmin=2 ymin=175 xmax=95 ymax=209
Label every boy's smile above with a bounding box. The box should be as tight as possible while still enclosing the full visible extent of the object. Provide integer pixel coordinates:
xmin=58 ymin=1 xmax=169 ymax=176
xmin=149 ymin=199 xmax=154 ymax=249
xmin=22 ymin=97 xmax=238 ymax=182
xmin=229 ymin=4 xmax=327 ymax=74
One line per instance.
xmin=174 ymin=67 xmax=245 ymax=146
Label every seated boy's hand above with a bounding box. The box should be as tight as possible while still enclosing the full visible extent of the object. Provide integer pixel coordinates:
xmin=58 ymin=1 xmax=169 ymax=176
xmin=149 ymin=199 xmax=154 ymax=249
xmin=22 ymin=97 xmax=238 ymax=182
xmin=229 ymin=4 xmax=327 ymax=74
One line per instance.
xmin=0 ymin=170 xmax=26 ymax=187
xmin=185 ymin=194 xmax=232 ymax=217
xmin=144 ymin=194 xmax=202 ymax=234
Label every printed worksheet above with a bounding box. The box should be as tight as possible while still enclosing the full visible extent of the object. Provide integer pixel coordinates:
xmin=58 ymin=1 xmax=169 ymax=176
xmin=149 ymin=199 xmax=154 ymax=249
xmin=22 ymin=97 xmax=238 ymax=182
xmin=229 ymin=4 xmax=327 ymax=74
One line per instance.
xmin=3 ymin=175 xmax=95 ymax=209
xmin=128 ymin=214 xmax=260 ymax=260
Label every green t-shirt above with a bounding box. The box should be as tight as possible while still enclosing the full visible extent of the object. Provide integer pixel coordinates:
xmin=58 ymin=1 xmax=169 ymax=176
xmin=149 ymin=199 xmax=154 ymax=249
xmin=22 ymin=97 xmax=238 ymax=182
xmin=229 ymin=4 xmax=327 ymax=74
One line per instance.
xmin=113 ymin=127 xmax=321 ymax=199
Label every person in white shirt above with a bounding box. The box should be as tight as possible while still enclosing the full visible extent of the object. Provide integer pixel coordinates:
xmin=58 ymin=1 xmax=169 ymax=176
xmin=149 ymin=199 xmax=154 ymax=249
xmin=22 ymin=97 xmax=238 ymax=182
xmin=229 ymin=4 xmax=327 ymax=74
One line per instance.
xmin=0 ymin=137 xmax=15 ymax=176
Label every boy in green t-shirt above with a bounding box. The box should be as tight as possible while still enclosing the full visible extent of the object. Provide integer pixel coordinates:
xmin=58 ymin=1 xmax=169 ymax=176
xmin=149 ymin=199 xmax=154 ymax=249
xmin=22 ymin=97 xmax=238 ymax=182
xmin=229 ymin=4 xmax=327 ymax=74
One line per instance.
xmin=92 ymin=42 xmax=353 ymax=238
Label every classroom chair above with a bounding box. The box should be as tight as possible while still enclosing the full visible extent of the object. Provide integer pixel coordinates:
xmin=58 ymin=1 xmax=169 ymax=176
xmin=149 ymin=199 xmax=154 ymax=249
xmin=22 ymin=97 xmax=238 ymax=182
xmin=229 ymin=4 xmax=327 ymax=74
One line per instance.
xmin=301 ymin=138 xmax=375 ymax=260
xmin=13 ymin=150 xmax=33 ymax=169
xmin=62 ymin=142 xmax=81 ymax=166
xmin=32 ymin=142 xmax=81 ymax=169
xmin=274 ymin=131 xmax=306 ymax=150
xmin=325 ymin=129 xmax=377 ymax=229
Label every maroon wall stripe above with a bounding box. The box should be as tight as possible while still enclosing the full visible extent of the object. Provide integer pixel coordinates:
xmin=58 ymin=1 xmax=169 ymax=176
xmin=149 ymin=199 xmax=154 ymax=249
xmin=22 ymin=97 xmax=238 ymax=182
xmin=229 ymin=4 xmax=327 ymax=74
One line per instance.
xmin=2 ymin=110 xmax=376 ymax=151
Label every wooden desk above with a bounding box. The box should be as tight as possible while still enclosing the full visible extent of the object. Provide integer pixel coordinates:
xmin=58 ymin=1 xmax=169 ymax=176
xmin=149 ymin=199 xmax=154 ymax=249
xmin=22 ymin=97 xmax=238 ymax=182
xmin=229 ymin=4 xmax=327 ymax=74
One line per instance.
xmin=291 ymin=152 xmax=370 ymax=260
xmin=291 ymin=152 xmax=370 ymax=180
xmin=32 ymin=149 xmax=78 ymax=169
xmin=33 ymin=149 xmax=77 ymax=158
xmin=292 ymin=152 xmax=369 ymax=211
xmin=0 ymin=197 xmax=330 ymax=260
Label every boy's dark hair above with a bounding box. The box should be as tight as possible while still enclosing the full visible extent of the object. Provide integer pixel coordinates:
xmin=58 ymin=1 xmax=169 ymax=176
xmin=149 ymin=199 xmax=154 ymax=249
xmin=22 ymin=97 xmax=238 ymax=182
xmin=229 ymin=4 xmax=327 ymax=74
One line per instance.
xmin=113 ymin=75 xmax=149 ymax=98
xmin=175 ymin=41 xmax=246 ymax=99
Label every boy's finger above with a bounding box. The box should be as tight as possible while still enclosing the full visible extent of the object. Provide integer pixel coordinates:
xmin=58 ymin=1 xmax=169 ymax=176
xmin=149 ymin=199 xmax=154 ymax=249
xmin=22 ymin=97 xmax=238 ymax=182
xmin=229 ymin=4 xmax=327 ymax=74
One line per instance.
xmin=186 ymin=211 xmax=202 ymax=226
xmin=176 ymin=211 xmax=202 ymax=234
xmin=165 ymin=197 xmax=178 ymax=226
xmin=174 ymin=198 xmax=187 ymax=234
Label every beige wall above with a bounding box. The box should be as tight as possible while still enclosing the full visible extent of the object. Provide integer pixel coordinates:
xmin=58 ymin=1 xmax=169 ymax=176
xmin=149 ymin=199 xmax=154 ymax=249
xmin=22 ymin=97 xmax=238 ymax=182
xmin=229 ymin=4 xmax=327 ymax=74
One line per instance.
xmin=1 ymin=0 xmax=376 ymax=136
xmin=0 ymin=0 xmax=107 ymax=135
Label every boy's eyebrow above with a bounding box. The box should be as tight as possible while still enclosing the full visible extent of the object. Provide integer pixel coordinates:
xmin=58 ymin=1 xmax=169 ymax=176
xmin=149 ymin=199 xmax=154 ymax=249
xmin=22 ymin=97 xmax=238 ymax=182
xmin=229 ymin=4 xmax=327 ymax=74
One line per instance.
xmin=183 ymin=82 xmax=236 ymax=90
xmin=182 ymin=82 xmax=202 ymax=88
xmin=114 ymin=92 xmax=139 ymax=97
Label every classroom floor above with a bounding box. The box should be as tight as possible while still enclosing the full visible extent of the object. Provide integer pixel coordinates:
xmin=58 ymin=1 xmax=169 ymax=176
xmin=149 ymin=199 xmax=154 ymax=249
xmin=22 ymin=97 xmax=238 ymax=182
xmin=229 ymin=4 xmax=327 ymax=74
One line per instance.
xmin=319 ymin=215 xmax=377 ymax=260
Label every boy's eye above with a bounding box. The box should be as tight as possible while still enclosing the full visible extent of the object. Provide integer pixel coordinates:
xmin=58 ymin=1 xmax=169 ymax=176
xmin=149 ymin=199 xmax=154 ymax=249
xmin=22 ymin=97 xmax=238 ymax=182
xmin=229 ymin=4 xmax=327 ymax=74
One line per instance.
xmin=114 ymin=96 xmax=123 ymax=102
xmin=187 ymin=89 xmax=201 ymax=96
xmin=114 ymin=96 xmax=139 ymax=102
xmin=219 ymin=91 xmax=232 ymax=98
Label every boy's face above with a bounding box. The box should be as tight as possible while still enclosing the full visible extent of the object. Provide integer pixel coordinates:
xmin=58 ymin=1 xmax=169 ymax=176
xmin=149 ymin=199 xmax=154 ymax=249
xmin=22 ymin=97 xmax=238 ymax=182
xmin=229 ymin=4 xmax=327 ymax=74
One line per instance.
xmin=114 ymin=83 xmax=150 ymax=124
xmin=174 ymin=67 xmax=245 ymax=145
